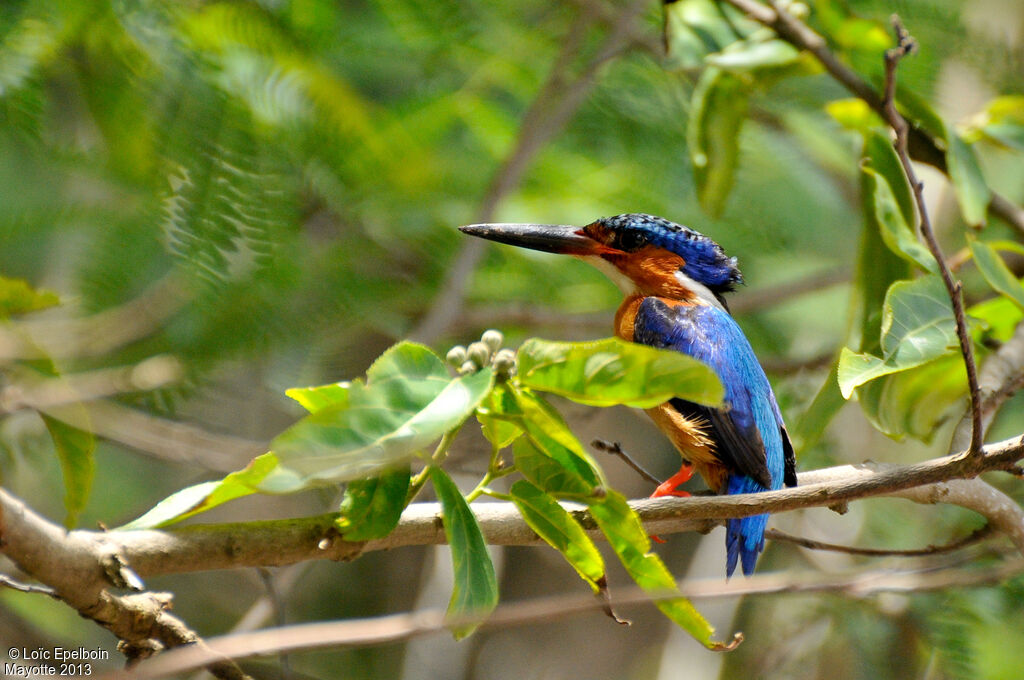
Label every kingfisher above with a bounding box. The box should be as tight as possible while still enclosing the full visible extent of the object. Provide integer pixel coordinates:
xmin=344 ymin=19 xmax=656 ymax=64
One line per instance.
xmin=460 ymin=213 xmax=796 ymax=577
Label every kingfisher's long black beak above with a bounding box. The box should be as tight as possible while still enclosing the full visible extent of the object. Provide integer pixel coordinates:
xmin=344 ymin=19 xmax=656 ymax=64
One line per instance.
xmin=459 ymin=223 xmax=598 ymax=256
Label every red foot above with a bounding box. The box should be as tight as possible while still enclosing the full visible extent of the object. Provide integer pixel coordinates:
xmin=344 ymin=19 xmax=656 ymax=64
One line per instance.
xmin=649 ymin=464 xmax=693 ymax=543
xmin=651 ymin=464 xmax=694 ymax=498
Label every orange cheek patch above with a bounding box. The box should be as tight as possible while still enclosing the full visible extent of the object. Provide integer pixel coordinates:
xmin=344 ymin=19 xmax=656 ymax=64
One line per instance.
xmin=611 ymin=247 xmax=691 ymax=299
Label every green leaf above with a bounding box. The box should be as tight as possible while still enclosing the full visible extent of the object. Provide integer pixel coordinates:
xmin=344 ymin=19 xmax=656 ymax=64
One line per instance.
xmin=41 ymin=414 xmax=95 ymax=528
xmin=791 ymin=359 xmax=845 ymax=451
xmin=476 ymin=383 xmax=522 ymax=450
xmin=517 ymin=337 xmax=723 ymax=409
xmin=848 ymin=134 xmax=914 ymax=353
xmin=864 ymin=130 xmax=915 ymax=227
xmin=588 ymin=489 xmax=725 ymax=650
xmin=825 ymin=98 xmax=884 ymax=133
xmin=430 ymin=467 xmax=498 ymax=639
xmin=285 ymin=382 xmax=351 ymax=413
xmin=0 ymin=275 xmax=60 ymax=318
xmin=838 ymin=276 xmax=958 ymax=398
xmin=969 ymin=295 xmax=1024 ymax=343
xmin=510 ymin=479 xmax=604 ymax=591
xmin=120 ymin=452 xmax=280 ymax=529
xmin=962 ymin=95 xmax=1024 ymax=151
xmin=513 ymin=388 xmax=606 ymax=493
xmin=268 ymin=343 xmax=493 ymax=489
xmin=855 ymin=354 xmax=967 ymax=442
xmin=943 ymin=123 xmax=991 ymax=227
xmin=662 ymin=0 xmax=759 ymax=71
xmin=969 ymin=238 xmax=1024 ymax=311
xmin=336 ymin=467 xmax=411 ymax=541
xmin=861 ymin=166 xmax=937 ymax=273
xmin=687 ymin=67 xmax=749 ymax=217
xmin=705 ymin=39 xmax=800 ymax=73
xmin=513 ymin=436 xmax=596 ymax=499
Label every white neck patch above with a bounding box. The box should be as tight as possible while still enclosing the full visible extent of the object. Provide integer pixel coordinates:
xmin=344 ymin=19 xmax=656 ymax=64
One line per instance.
xmin=674 ymin=269 xmax=726 ymax=310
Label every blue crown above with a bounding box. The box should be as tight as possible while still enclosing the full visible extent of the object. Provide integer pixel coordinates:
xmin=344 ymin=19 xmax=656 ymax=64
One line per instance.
xmin=597 ymin=213 xmax=743 ymax=292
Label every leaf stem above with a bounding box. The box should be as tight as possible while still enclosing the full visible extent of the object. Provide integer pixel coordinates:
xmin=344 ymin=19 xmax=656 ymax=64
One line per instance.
xmin=408 ymin=428 xmax=462 ymax=501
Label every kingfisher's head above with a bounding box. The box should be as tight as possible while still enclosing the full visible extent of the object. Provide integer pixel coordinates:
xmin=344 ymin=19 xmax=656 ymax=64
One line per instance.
xmin=460 ymin=213 xmax=742 ymax=309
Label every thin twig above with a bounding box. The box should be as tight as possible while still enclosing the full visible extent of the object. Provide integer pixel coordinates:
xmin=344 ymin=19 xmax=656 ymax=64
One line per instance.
xmin=721 ymin=0 xmax=1024 ymax=237
xmin=591 ymin=439 xmax=662 ymax=485
xmin=109 ymin=557 xmax=1024 ymax=680
xmin=881 ymin=18 xmax=984 ymax=456
xmin=765 ymin=523 xmax=993 ymax=557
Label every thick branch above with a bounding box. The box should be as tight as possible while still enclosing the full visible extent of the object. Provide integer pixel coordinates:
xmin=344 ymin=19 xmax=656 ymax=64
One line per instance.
xmin=3 ymin=437 xmax=1020 ymax=587
xmin=0 ymin=490 xmax=251 ymax=680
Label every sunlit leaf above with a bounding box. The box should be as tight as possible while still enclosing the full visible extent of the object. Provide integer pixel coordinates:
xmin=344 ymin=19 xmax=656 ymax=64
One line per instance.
xmin=512 ymin=388 xmax=606 ymax=492
xmin=688 ymin=66 xmax=749 ymax=217
xmin=120 ymin=452 xmax=280 ymax=529
xmin=825 ymin=98 xmax=884 ymax=133
xmin=510 ymin=479 xmax=604 ymax=591
xmin=430 ymin=467 xmax=498 ymax=639
xmin=285 ymin=382 xmax=351 ymax=413
xmin=838 ymin=276 xmax=958 ymax=398
xmin=588 ymin=490 xmax=725 ymax=649
xmin=943 ymin=124 xmax=991 ymax=227
xmin=476 ymin=383 xmax=522 ymax=450
xmin=336 ymin=467 xmax=411 ymax=541
xmin=962 ymin=95 xmax=1024 ymax=151
xmin=269 ymin=343 xmax=493 ymax=488
xmin=513 ymin=436 xmax=596 ymax=499
xmin=862 ymin=166 xmax=936 ymax=273
xmin=0 ymin=275 xmax=59 ymax=318
xmin=517 ymin=337 xmax=723 ymax=409
xmin=969 ymin=295 xmax=1024 ymax=343
xmin=41 ymin=414 xmax=95 ymax=528
xmin=969 ymin=238 xmax=1024 ymax=311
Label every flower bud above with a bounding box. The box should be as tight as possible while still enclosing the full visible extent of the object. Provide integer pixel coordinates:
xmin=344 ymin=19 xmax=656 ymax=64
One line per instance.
xmin=481 ymin=329 xmax=504 ymax=352
xmin=446 ymin=345 xmax=467 ymax=367
xmin=467 ymin=341 xmax=492 ymax=368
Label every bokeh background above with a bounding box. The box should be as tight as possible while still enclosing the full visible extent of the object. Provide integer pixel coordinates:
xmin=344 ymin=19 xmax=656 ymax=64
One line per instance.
xmin=1 ymin=0 xmax=1023 ymax=678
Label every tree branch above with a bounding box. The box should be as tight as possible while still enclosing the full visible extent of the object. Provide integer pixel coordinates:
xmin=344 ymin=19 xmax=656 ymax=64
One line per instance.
xmin=3 ymin=438 xmax=1020 ymax=591
xmin=0 ymin=490 xmax=252 ymax=680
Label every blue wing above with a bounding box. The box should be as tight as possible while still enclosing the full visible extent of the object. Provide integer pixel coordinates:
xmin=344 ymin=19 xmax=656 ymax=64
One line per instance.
xmin=633 ymin=297 xmax=795 ymax=576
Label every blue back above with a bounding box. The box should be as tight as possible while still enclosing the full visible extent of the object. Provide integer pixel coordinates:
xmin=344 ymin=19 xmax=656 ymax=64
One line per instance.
xmin=633 ymin=297 xmax=787 ymax=576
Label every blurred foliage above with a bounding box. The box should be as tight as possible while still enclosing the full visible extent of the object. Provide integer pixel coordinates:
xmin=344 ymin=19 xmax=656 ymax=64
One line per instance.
xmin=0 ymin=0 xmax=1023 ymax=678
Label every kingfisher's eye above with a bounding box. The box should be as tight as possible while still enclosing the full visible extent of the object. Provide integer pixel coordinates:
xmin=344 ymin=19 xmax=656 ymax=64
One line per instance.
xmin=615 ymin=230 xmax=648 ymax=251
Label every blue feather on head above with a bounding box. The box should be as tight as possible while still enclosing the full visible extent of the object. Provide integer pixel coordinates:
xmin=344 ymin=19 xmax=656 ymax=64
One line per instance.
xmin=595 ymin=213 xmax=743 ymax=293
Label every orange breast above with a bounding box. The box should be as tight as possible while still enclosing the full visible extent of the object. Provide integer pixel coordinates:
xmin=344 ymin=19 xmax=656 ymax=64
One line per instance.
xmin=614 ymin=294 xmax=727 ymax=493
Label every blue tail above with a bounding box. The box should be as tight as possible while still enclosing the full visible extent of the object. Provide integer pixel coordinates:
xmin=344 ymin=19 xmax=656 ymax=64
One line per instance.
xmin=724 ymin=474 xmax=769 ymax=578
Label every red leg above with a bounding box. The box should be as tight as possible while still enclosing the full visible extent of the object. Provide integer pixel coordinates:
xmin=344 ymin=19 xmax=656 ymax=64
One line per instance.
xmin=650 ymin=463 xmax=694 ymax=498
xmin=649 ymin=464 xmax=694 ymax=543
